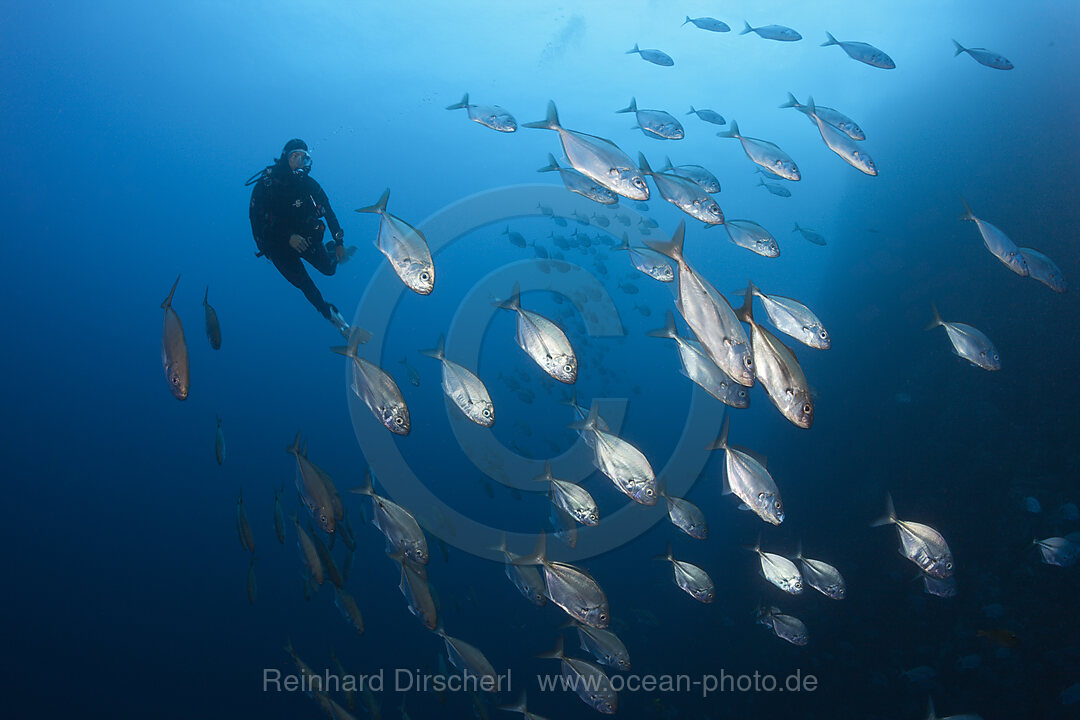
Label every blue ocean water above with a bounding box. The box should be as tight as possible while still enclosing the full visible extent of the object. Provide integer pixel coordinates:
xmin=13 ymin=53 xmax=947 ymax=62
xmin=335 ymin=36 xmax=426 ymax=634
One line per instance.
xmin=3 ymin=1 xmax=1079 ymax=718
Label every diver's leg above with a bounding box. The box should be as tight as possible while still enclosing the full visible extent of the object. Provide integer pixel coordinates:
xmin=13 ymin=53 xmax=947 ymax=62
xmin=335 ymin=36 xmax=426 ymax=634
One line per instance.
xmin=303 ymin=238 xmax=338 ymax=277
xmin=271 ymin=250 xmax=331 ymax=318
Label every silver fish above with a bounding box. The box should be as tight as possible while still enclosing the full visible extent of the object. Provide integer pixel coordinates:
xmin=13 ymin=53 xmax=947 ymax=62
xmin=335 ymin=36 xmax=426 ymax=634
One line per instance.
xmin=421 ymin=335 xmax=495 ymax=427
xmin=350 ymin=471 xmax=428 ymax=565
xmin=515 ymin=533 xmax=610 ymax=628
xmin=660 ymin=487 xmax=708 ymax=539
xmin=398 ymin=356 xmax=421 ymax=387
xmin=538 ymin=637 xmax=618 ymax=714
xmin=436 ymin=626 xmax=498 ymax=683
xmin=626 ymin=42 xmax=673 ymax=66
xmin=756 ymin=178 xmax=791 ymax=197
xmin=355 ymin=189 xmax=435 ymax=294
xmin=757 ymin=606 xmax=808 ymax=645
xmin=719 ymin=219 xmax=779 ymax=257
xmin=525 ymin=101 xmax=649 ymax=200
xmin=926 ymin=304 xmax=1000 ymax=371
xmin=960 ymin=197 xmax=1029 ymax=276
xmin=736 ymin=286 xmax=815 ymax=428
xmin=952 ymin=40 xmax=1013 ymax=70
xmin=1019 ymin=248 xmax=1067 ymax=293
xmin=497 ymin=535 xmax=546 ymax=606
xmin=821 ymin=32 xmax=895 ymax=69
xmin=333 ymin=586 xmax=365 ymax=633
xmin=396 ymin=553 xmax=437 ymax=629
xmin=645 ymin=222 xmax=756 ymax=387
xmin=572 ymin=406 xmax=658 ymax=506
xmin=202 ymin=285 xmax=221 ymax=350
xmin=498 ymin=282 xmax=577 ymax=384
xmin=537 ymin=154 xmax=619 ymax=205
xmin=740 ymin=22 xmax=802 ymax=42
xmin=445 ymin=92 xmax=517 ymax=132
xmin=331 ymin=330 xmax=411 ymax=434
xmin=656 ymin=545 xmax=715 ymax=602
xmin=1034 ymin=537 xmax=1079 ymax=567
xmin=615 ymin=233 xmax=674 ymax=282
xmin=686 ymin=106 xmax=726 ymax=125
xmin=871 ymin=493 xmax=955 ymax=578
xmin=803 ymin=98 xmax=877 ymax=175
xmin=237 ymin=487 xmax=255 ymax=554
xmin=567 ymin=621 xmax=631 ymax=671
xmin=647 ymin=311 xmax=750 ymax=409
xmin=707 ymin=414 xmax=785 ymax=525
xmin=657 ymin=156 xmax=721 ymax=193
xmin=160 ymin=274 xmax=190 ymax=400
xmin=683 ymin=16 xmax=730 ymax=32
xmin=744 ymin=282 xmax=830 ymax=350
xmin=617 ymin=98 xmax=684 ymax=140
xmin=286 ymin=433 xmax=336 ymax=534
xmin=792 ymin=221 xmax=827 ymax=246
xmin=749 ymin=539 xmax=803 ymax=595
xmin=793 ymin=543 xmax=846 ymax=599
xmin=718 ymin=120 xmax=801 ymax=180
xmin=780 ymin=92 xmax=865 ymax=140
xmin=292 ymin=514 xmax=324 ymax=586
xmin=214 ymin=415 xmax=225 ymax=466
xmin=639 ymin=154 xmax=723 ymax=224
xmin=534 ymin=461 xmax=599 ymax=527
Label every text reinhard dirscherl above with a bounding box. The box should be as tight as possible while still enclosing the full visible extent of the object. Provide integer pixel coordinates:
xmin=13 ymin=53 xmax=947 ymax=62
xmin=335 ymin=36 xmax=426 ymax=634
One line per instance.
xmin=263 ymin=668 xmax=818 ymax=698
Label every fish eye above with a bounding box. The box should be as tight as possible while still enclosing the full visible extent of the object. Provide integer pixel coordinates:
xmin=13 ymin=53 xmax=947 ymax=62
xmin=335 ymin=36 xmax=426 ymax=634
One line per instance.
xmin=599 ymin=612 xmax=608 ymax=621
xmin=395 ymin=417 xmax=405 ymax=425
xmin=420 ymin=271 xmax=430 ymax=281
xmin=820 ymin=330 xmax=828 ymax=339
xmin=564 ymin=364 xmax=573 ymax=373
xmin=744 ymin=356 xmax=753 ymax=368
xmin=483 ymin=408 xmax=492 ymax=417
xmin=738 ymin=390 xmax=747 ymax=397
xmin=802 ymin=403 xmax=812 ymax=414
xmin=645 ymin=488 xmax=655 ymax=497
xmin=633 ymin=177 xmax=646 ymax=189
xmin=945 ymin=561 xmax=953 ymax=570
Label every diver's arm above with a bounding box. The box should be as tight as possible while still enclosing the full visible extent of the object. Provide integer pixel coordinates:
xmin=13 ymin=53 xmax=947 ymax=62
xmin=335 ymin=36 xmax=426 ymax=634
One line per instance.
xmin=249 ymin=184 xmax=269 ymax=256
xmin=311 ymin=180 xmax=343 ymax=242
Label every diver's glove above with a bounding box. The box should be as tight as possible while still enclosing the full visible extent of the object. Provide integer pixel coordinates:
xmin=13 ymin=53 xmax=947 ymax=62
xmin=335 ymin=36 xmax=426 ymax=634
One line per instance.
xmin=333 ymin=229 xmax=346 ymax=262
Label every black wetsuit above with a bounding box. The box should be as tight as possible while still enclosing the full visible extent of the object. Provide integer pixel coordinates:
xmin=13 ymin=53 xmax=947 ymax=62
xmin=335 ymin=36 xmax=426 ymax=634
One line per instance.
xmin=249 ymin=162 xmax=343 ymax=318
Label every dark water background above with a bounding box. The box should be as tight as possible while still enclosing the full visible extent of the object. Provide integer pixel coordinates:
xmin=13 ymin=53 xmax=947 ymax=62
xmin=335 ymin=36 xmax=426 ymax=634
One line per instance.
xmin=3 ymin=2 xmax=1079 ymax=718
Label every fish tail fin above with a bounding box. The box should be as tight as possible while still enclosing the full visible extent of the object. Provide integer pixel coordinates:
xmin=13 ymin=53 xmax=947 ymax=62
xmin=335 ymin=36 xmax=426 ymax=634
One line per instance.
xmin=951 ymin=39 xmax=966 ymax=57
xmin=658 ymin=155 xmax=675 ymax=172
xmin=420 ymin=334 xmax=446 ymax=360
xmin=806 ymin=95 xmax=817 ymax=114
xmin=735 ymin=280 xmax=755 ymax=323
xmin=162 ymin=273 xmax=180 ymax=309
xmin=531 ymin=460 xmax=554 ymax=484
xmin=498 ymin=691 xmax=529 ymax=715
xmin=792 ymin=222 xmax=801 ymax=232
xmin=625 ymin=43 xmax=641 ymax=55
xmin=286 ymin=431 xmax=302 ymax=456
xmin=716 ymin=120 xmax=740 ymax=138
xmin=497 ymin=282 xmax=522 ymax=312
xmin=707 ymin=412 xmax=731 ymax=452
xmin=494 ymin=531 xmax=509 ymax=556
xmin=568 ymin=403 xmax=599 ymax=433
xmin=925 ymin=303 xmax=944 ymax=331
xmin=203 ymin=285 xmax=209 ymax=306
xmin=536 ymin=635 xmax=565 ymax=660
xmin=537 ymin=153 xmax=559 ymax=173
xmin=653 ymin=542 xmax=674 ymax=563
xmin=445 ymin=92 xmax=469 ymax=110
xmin=523 ymin=100 xmax=561 ymax=131
xmin=756 ymin=178 xmax=765 ymax=187
xmin=686 ymin=105 xmax=696 ymax=116
xmin=512 ymin=532 xmax=547 ymax=566
xmin=925 ymin=697 xmax=936 ymax=720
xmin=739 ymin=21 xmax=753 ymax=35
xmin=354 ymin=188 xmax=390 ymax=215
xmin=616 ymin=97 xmax=638 ymax=114
xmin=743 ymin=533 xmax=762 ymax=554
xmin=958 ymin=195 xmax=976 ymax=222
xmin=682 ymin=15 xmax=692 ymax=26
xmin=794 ymin=541 xmax=804 ymax=560
xmin=821 ymin=32 xmax=839 ymax=47
xmin=870 ymin=492 xmax=898 ymax=527
xmin=616 ymin=232 xmax=630 ymax=252
xmin=348 ymin=470 xmax=375 ymax=497
xmin=637 ymin=152 xmax=653 ymax=174
xmin=643 ymin=220 xmax=685 ymax=262
xmin=646 ymin=310 xmax=679 ymax=340
xmin=779 ymin=92 xmax=799 ymax=109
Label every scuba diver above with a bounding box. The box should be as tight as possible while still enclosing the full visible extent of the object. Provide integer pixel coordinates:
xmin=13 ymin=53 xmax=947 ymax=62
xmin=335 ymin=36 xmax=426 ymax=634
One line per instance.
xmin=247 ymin=138 xmax=352 ymax=336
